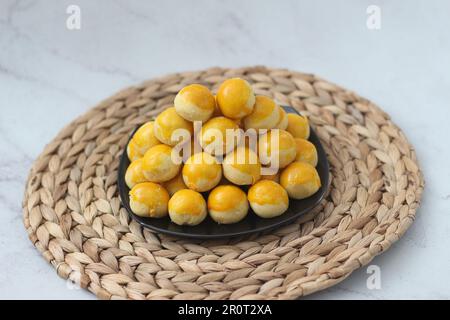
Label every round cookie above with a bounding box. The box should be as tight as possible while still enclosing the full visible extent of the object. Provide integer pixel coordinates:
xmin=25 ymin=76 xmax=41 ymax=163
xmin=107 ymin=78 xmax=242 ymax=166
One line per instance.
xmin=125 ymin=158 xmax=147 ymax=189
xmin=286 ymin=113 xmax=310 ymax=139
xmin=275 ymin=106 xmax=288 ymax=130
xmin=142 ymin=144 xmax=181 ymax=183
xmin=294 ymin=138 xmax=318 ymax=167
xmin=248 ymin=180 xmax=289 ymax=218
xmin=163 ymin=173 xmax=187 ymax=196
xmin=243 ymin=95 xmax=280 ymax=130
xmin=216 ymin=78 xmax=255 ymax=119
xmin=258 ymin=129 xmax=297 ymax=169
xmin=199 ymin=116 xmax=241 ymax=156
xmin=174 ymin=84 xmax=215 ymax=122
xmin=222 ymin=147 xmax=261 ymax=185
xmin=207 ymin=185 xmax=249 ymax=224
xmin=168 ymin=189 xmax=207 ymax=226
xmin=127 ymin=121 xmax=160 ymax=161
xmin=129 ymin=182 xmax=169 ymax=218
xmin=127 ymin=140 xmax=142 ymax=163
xmin=131 ymin=121 xmax=161 ymax=153
xmin=280 ymin=162 xmax=321 ymax=199
xmin=154 ymin=107 xmax=193 ymax=146
xmin=182 ymin=152 xmax=222 ymax=192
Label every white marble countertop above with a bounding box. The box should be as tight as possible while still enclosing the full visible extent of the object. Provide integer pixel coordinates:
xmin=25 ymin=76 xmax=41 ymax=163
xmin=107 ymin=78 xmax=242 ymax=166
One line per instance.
xmin=1 ymin=0 xmax=449 ymax=300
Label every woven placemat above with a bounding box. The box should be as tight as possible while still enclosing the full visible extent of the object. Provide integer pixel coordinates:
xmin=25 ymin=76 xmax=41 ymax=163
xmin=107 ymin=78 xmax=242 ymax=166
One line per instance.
xmin=22 ymin=66 xmax=424 ymax=300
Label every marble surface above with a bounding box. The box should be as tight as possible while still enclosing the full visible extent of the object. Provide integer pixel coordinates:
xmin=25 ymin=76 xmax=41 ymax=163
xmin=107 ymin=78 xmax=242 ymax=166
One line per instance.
xmin=1 ymin=0 xmax=449 ymax=300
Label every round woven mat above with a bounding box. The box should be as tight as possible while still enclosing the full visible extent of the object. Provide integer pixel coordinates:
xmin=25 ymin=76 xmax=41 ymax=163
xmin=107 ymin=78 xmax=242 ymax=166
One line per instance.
xmin=22 ymin=66 xmax=424 ymax=300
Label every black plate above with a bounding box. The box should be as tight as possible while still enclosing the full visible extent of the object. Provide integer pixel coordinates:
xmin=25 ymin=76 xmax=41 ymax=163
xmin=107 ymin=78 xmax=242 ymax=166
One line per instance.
xmin=117 ymin=106 xmax=330 ymax=239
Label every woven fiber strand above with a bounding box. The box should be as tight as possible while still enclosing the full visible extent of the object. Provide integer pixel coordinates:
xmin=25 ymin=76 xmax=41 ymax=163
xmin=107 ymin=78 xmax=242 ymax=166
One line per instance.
xmin=22 ymin=66 xmax=424 ymax=300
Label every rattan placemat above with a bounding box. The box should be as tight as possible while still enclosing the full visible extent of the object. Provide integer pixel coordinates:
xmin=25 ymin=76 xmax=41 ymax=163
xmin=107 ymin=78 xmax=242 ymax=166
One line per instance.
xmin=22 ymin=66 xmax=424 ymax=300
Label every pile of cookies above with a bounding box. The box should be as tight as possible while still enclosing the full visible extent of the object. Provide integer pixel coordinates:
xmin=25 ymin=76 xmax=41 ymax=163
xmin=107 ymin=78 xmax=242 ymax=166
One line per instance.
xmin=125 ymin=78 xmax=321 ymax=226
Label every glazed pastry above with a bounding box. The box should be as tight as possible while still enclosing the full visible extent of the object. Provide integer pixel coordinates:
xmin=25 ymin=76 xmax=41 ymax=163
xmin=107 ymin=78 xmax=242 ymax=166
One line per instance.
xmin=286 ymin=113 xmax=310 ymax=139
xmin=243 ymin=95 xmax=280 ymax=130
xmin=154 ymin=107 xmax=193 ymax=146
xmin=258 ymin=129 xmax=297 ymax=169
xmin=280 ymin=162 xmax=321 ymax=199
xmin=126 ymin=139 xmax=142 ymax=163
xmin=294 ymin=138 xmax=318 ymax=167
xmin=222 ymin=147 xmax=261 ymax=185
xmin=275 ymin=106 xmax=288 ymax=130
xmin=174 ymin=84 xmax=215 ymax=122
xmin=199 ymin=116 xmax=241 ymax=156
xmin=216 ymin=78 xmax=255 ymax=119
xmin=130 ymin=121 xmax=161 ymax=158
xmin=168 ymin=189 xmax=207 ymax=226
xmin=182 ymin=152 xmax=222 ymax=192
xmin=248 ymin=180 xmax=289 ymax=218
xmin=163 ymin=173 xmax=187 ymax=196
xmin=207 ymin=185 xmax=249 ymax=224
xmin=129 ymin=182 xmax=169 ymax=217
xmin=142 ymin=144 xmax=181 ymax=183
xmin=127 ymin=121 xmax=160 ymax=161
xmin=125 ymin=158 xmax=147 ymax=188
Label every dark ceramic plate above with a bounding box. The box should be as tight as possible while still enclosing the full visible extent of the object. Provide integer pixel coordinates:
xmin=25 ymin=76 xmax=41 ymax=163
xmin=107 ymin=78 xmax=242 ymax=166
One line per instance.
xmin=117 ymin=106 xmax=330 ymax=239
